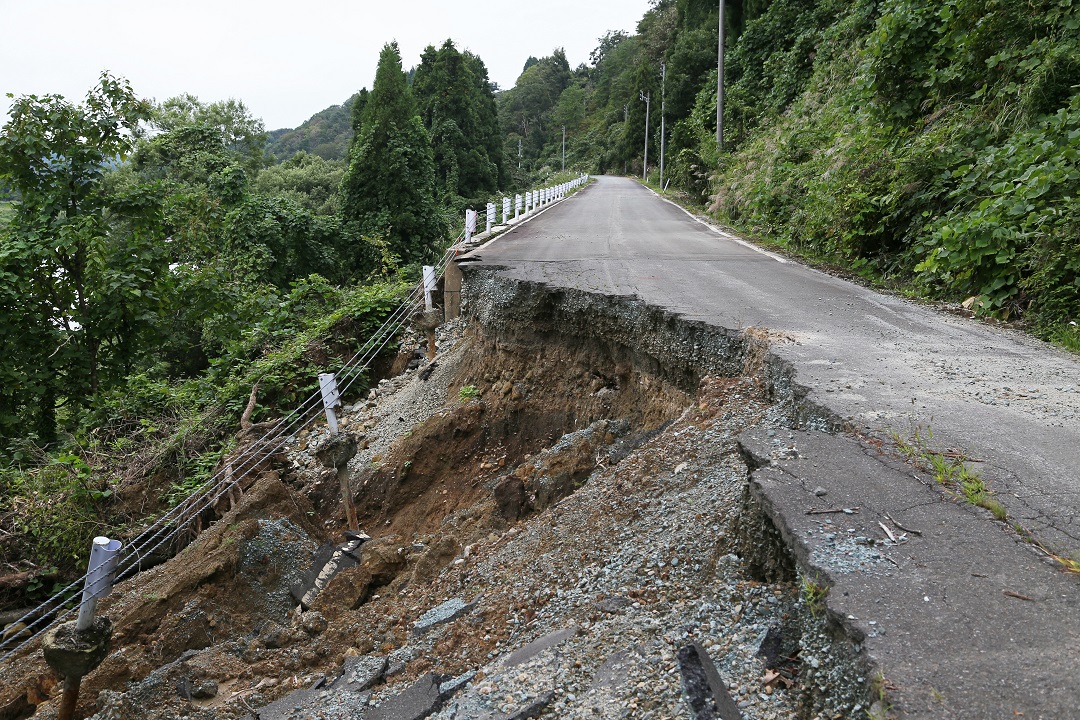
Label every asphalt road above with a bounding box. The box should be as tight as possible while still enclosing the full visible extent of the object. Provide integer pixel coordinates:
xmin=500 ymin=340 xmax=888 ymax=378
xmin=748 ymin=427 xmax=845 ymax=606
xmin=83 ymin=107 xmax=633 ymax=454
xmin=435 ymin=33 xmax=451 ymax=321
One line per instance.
xmin=467 ymin=175 xmax=1080 ymax=556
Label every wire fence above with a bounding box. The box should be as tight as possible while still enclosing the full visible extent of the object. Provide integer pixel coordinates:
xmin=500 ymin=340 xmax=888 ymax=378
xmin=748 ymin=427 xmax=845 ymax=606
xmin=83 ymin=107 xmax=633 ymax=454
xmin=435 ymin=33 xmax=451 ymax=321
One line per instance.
xmin=0 ymin=174 xmax=589 ymax=667
xmin=0 ymin=239 xmax=459 ymax=666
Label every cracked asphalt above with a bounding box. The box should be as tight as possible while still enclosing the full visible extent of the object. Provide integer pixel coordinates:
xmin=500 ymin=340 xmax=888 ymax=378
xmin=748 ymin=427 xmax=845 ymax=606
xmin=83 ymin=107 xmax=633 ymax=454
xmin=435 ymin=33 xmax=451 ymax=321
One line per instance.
xmin=466 ymin=175 xmax=1080 ymax=556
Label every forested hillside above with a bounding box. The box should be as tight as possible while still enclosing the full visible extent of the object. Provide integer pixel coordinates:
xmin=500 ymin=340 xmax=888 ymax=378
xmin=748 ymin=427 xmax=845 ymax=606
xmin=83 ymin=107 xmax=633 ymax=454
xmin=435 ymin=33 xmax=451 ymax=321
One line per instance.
xmin=0 ymin=38 xmax=531 ymax=599
xmin=266 ymin=96 xmax=357 ymax=161
xmin=511 ymin=0 xmax=1079 ymax=347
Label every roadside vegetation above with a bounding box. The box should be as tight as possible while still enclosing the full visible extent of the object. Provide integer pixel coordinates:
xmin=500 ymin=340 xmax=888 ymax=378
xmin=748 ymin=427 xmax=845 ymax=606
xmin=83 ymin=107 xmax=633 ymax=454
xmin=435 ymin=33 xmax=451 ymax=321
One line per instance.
xmin=0 ymin=38 xmax=541 ymax=603
xmin=506 ymin=0 xmax=1079 ymax=349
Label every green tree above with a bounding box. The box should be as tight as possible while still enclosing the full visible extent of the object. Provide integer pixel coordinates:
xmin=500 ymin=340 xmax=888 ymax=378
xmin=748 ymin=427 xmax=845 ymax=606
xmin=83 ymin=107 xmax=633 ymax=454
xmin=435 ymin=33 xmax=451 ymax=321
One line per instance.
xmin=0 ymin=73 xmax=162 ymax=443
xmin=253 ymin=151 xmax=345 ymax=216
xmin=341 ymin=42 xmax=445 ymax=262
xmin=498 ymin=49 xmax=572 ymax=175
xmin=413 ymin=40 xmax=506 ymax=200
xmin=153 ymin=94 xmax=269 ymax=176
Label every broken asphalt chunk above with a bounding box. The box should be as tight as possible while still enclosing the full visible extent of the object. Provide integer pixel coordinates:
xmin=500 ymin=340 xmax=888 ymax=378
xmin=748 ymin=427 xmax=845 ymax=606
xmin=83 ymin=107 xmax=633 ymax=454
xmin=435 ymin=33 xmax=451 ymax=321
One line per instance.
xmin=411 ymin=597 xmax=473 ymax=637
xmin=677 ymin=642 xmax=743 ymax=720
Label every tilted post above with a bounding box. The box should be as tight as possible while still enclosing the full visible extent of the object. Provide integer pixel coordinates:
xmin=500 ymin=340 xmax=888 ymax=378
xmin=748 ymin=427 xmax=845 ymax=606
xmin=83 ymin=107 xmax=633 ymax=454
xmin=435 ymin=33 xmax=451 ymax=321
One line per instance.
xmin=47 ymin=536 xmax=121 ymax=720
xmin=77 ymin=538 xmax=122 ymax=631
xmin=423 ymin=265 xmax=437 ymax=311
xmin=319 ymin=373 xmax=341 ymax=436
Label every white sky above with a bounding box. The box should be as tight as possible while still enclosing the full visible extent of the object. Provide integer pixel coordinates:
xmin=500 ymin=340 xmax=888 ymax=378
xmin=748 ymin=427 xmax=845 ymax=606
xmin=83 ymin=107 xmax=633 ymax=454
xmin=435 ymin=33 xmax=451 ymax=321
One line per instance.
xmin=0 ymin=0 xmax=652 ymax=130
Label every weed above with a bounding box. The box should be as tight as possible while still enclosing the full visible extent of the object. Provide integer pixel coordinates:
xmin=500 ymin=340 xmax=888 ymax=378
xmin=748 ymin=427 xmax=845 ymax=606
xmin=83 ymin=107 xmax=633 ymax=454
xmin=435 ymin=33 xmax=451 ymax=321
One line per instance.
xmin=459 ymin=385 xmax=480 ymax=401
xmin=801 ymin=575 xmax=829 ymax=618
xmin=866 ymin=670 xmax=895 ymax=719
xmin=891 ymin=426 xmax=1006 ymax=520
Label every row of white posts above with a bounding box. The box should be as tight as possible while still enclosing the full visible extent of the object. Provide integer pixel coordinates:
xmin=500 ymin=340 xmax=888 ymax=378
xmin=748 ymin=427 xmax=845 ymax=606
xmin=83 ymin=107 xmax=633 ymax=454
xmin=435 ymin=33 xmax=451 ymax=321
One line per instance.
xmin=317 ymin=174 xmax=592 ymax=434
xmin=464 ymin=174 xmax=590 ymax=243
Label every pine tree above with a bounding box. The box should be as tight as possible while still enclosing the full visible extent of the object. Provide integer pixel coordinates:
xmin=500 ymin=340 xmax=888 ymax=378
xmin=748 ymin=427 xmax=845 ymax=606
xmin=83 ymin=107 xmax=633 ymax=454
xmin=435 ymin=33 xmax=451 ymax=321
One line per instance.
xmin=341 ymin=43 xmax=445 ymax=263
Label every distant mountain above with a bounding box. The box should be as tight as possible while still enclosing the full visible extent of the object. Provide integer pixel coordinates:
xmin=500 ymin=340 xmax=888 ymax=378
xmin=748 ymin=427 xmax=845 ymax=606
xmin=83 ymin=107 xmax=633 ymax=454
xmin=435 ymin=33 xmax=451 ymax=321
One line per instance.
xmin=267 ymin=95 xmax=357 ymax=162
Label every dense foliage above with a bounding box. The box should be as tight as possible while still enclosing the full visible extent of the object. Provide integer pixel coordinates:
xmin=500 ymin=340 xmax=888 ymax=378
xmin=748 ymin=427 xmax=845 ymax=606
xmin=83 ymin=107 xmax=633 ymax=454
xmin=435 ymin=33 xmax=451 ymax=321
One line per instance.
xmin=0 ymin=27 xmax=528 ymax=591
xmin=509 ymin=0 xmax=1079 ymax=345
xmin=0 ymin=66 xmax=433 ymax=589
xmin=413 ymin=40 xmax=507 ymax=203
xmin=341 ymin=43 xmax=448 ymax=264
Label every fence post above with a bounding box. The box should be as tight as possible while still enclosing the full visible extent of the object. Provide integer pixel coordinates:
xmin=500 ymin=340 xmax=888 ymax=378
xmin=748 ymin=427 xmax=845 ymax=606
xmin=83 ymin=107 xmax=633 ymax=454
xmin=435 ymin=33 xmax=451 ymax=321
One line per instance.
xmin=319 ymin=373 xmax=341 ymax=436
xmin=77 ymin=537 xmax=122 ymax=631
xmin=486 ymin=203 xmax=495 ymax=233
xmin=464 ymin=208 xmax=477 ymax=243
xmin=515 ymin=194 xmax=522 ymax=218
xmin=423 ymin=265 xmax=437 ymax=311
xmin=503 ymin=197 xmax=511 ymax=224
xmin=46 ymin=536 xmax=122 ymax=720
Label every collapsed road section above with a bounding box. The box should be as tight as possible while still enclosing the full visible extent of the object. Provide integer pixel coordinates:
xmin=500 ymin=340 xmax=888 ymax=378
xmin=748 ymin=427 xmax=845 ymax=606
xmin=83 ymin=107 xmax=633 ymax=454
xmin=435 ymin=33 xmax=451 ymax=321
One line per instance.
xmin=2 ymin=262 xmax=1078 ymax=720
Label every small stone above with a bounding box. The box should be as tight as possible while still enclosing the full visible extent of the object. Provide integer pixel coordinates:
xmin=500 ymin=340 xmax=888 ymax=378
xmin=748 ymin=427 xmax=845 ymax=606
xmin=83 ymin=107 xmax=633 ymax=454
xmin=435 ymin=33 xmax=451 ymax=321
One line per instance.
xmin=813 ymin=486 xmax=828 ymax=497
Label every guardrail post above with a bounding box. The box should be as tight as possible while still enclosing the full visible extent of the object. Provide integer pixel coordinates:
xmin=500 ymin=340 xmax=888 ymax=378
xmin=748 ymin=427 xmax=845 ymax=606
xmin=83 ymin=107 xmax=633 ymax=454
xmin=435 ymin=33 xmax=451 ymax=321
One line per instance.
xmin=319 ymin=373 xmax=341 ymax=436
xmin=502 ymin=197 xmax=511 ymax=224
xmin=45 ymin=536 xmax=121 ymax=720
xmin=515 ymin=194 xmax=522 ymax=218
xmin=423 ymin=265 xmax=437 ymax=311
xmin=464 ymin=209 xmax=477 ymax=243
xmin=486 ymin=203 xmax=495 ymax=233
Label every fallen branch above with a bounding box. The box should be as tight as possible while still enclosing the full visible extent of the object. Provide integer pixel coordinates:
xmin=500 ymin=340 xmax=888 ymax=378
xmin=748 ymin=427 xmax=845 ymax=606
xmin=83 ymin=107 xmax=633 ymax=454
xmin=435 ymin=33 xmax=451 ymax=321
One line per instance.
xmin=1003 ymin=590 xmax=1035 ymax=602
xmin=878 ymin=521 xmax=898 ymax=543
xmin=884 ymin=513 xmax=923 ymax=536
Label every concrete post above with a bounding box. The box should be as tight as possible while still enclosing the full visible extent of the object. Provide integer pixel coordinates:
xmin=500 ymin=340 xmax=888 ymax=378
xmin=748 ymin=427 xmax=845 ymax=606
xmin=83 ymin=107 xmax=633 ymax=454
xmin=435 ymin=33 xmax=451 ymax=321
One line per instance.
xmin=503 ymin=197 xmax=511 ymax=224
xmin=76 ymin=537 xmax=121 ymax=631
xmin=423 ymin=265 xmax=437 ymax=311
xmin=443 ymin=260 xmax=462 ymax=319
xmin=319 ymin=373 xmax=341 ymax=436
xmin=46 ymin=536 xmax=120 ymax=720
xmin=464 ymin=209 xmax=477 ymax=243
xmin=515 ymin=194 xmax=522 ymax=218
xmin=486 ymin=203 xmax=495 ymax=233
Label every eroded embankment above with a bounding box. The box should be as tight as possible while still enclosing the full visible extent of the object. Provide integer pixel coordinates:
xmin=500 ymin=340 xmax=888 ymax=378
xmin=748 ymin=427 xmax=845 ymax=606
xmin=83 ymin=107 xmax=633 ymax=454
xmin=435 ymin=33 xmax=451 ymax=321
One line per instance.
xmin=0 ymin=269 xmax=875 ymax=720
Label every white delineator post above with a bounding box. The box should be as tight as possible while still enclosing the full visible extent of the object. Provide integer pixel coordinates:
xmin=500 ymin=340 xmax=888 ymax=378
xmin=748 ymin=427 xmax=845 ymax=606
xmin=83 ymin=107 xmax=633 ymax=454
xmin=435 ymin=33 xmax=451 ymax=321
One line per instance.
xmin=503 ymin=197 xmax=511 ymax=224
xmin=464 ymin=209 xmax=477 ymax=243
xmin=319 ymin=373 xmax=341 ymax=436
xmin=486 ymin=203 xmax=496 ymax=233
xmin=76 ymin=537 xmax=122 ymax=631
xmin=423 ymin=265 xmax=437 ymax=311
xmin=515 ymin=194 xmax=523 ymax=218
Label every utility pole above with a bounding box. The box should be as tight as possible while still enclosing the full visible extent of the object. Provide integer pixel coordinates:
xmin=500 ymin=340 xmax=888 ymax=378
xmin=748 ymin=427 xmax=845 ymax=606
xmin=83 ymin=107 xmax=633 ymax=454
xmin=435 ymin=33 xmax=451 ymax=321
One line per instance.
xmin=518 ymin=137 xmax=522 ymax=169
xmin=660 ymin=62 xmax=667 ymax=190
xmin=562 ymin=125 xmax=566 ymax=172
xmin=640 ymin=90 xmax=650 ymax=182
xmin=717 ymin=0 xmax=725 ymax=150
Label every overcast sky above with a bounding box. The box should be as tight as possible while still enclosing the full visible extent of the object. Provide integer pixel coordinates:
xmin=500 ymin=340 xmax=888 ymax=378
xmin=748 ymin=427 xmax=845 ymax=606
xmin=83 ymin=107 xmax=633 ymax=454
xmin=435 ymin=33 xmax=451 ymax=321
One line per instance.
xmin=0 ymin=0 xmax=652 ymax=130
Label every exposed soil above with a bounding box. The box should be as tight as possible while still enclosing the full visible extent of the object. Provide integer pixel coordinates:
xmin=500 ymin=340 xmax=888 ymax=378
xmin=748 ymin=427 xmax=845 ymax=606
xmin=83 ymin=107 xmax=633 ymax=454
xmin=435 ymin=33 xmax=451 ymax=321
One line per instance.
xmin=0 ymin=273 xmax=868 ymax=720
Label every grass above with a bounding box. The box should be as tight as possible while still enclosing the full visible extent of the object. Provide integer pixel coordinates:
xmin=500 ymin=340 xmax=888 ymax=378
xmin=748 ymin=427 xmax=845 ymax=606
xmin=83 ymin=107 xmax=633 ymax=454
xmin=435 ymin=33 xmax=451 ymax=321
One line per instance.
xmin=801 ymin=575 xmax=829 ymax=618
xmin=893 ymin=425 xmax=1080 ymax=576
xmin=458 ymin=384 xmax=480 ymax=401
xmin=892 ymin=425 xmax=1007 ymax=521
xmin=1047 ymin=322 xmax=1080 ymax=355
